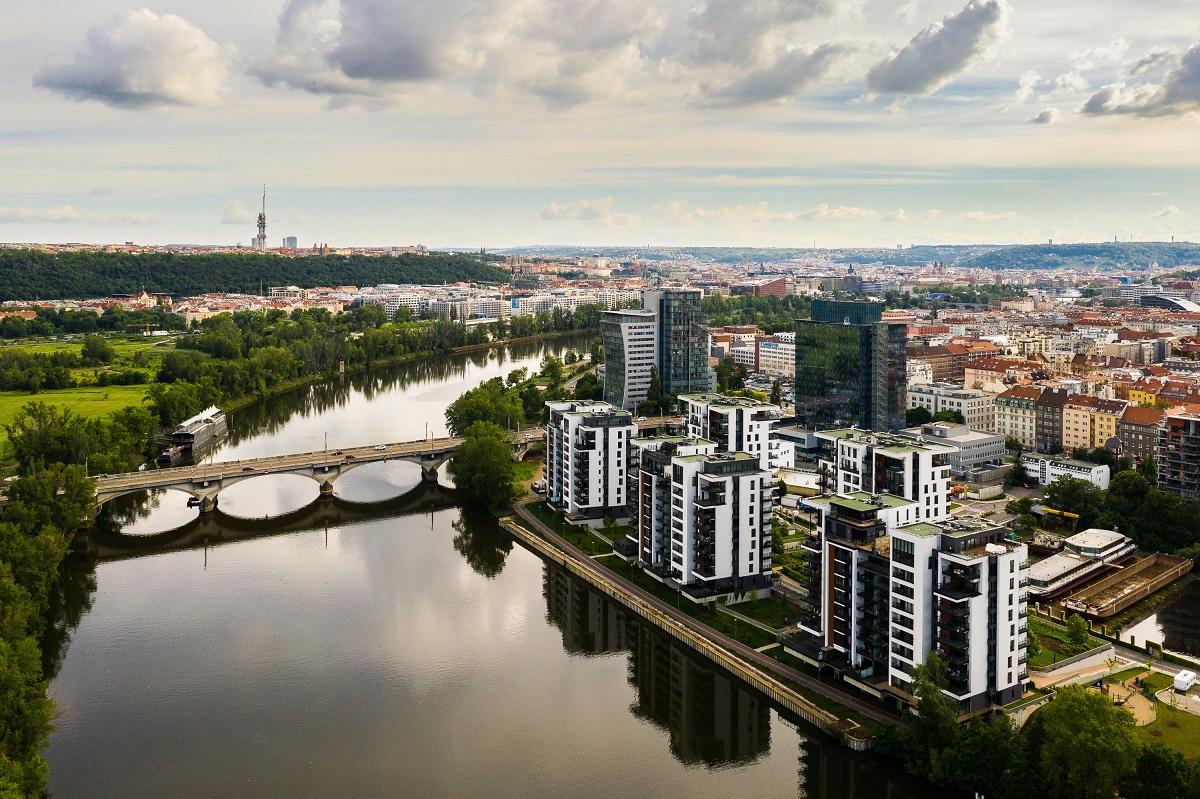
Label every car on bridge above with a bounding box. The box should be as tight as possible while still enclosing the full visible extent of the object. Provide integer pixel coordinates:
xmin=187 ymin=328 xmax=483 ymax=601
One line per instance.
xmin=374 ymin=445 xmax=386 ymax=451
xmin=241 ymin=466 xmax=255 ymax=472
xmin=345 ymin=454 xmax=356 ymax=460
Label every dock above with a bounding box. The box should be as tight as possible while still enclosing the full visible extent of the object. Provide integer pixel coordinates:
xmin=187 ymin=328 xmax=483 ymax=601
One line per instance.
xmin=1062 ymin=553 xmax=1194 ymax=619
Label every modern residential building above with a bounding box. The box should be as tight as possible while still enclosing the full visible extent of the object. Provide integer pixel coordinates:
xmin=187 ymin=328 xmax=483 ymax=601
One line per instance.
xmin=625 ymin=436 xmax=717 ymax=572
xmin=907 ymin=383 xmax=997 ymax=432
xmin=628 ymin=449 xmax=774 ymax=594
xmin=545 ymin=401 xmax=638 ymax=518
xmin=795 ymin=299 xmax=907 ymax=432
xmin=784 ymin=502 xmax=1029 ymax=710
xmin=600 ymin=309 xmax=658 ymax=410
xmin=1117 ymin=406 xmax=1165 ymax=464
xmin=1035 ymin=386 xmax=1071 ymax=453
xmin=995 ymin=385 xmax=1042 ymax=449
xmin=1158 ymin=411 xmax=1200 ymax=499
xmin=644 ymin=288 xmax=716 ymax=399
xmin=680 ymin=394 xmax=781 ymax=469
xmin=1020 ymin=453 xmax=1111 ymax=489
xmin=815 ymin=429 xmax=954 ymax=522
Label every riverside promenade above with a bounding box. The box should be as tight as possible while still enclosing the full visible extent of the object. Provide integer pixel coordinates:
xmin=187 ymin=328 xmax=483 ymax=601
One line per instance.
xmin=507 ymin=500 xmax=903 ymax=749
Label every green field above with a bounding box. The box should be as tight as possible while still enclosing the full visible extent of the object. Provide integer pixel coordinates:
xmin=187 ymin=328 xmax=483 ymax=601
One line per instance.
xmin=0 ymin=334 xmax=174 ymax=380
xmin=1138 ymin=699 xmax=1200 ymax=758
xmin=0 ymin=384 xmax=150 ymax=468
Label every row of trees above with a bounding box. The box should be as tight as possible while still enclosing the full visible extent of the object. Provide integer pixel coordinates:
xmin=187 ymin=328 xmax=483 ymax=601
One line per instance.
xmin=701 ymin=294 xmax=813 ymax=333
xmin=0 ymin=306 xmax=186 ymax=340
xmin=0 ymin=463 xmax=97 ymax=796
xmin=0 ymin=336 xmax=148 ymax=393
xmin=0 ymin=250 xmax=511 ymax=301
xmin=885 ymin=653 xmax=1195 ymax=799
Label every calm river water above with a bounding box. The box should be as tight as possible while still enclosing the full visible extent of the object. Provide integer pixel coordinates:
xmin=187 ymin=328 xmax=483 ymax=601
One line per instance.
xmin=41 ymin=335 xmax=1155 ymax=798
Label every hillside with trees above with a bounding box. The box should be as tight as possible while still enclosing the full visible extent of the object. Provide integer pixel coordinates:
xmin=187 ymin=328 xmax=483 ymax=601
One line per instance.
xmin=959 ymin=242 xmax=1200 ymax=272
xmin=0 ymin=250 xmax=510 ymax=301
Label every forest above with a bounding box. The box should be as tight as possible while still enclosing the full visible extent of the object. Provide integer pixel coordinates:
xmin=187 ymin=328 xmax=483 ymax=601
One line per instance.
xmin=0 ymin=250 xmax=510 ymax=301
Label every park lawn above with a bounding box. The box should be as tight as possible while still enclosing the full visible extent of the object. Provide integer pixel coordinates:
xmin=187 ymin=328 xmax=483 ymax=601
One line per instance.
xmin=0 ymin=384 xmax=150 ymax=466
xmin=1138 ymin=700 xmax=1200 ymax=758
xmin=1143 ymin=672 xmax=1175 ymax=694
xmin=0 ymin=335 xmax=174 ymax=380
xmin=1106 ymin=667 xmax=1150 ymax=685
xmin=727 ymin=595 xmax=799 ymax=629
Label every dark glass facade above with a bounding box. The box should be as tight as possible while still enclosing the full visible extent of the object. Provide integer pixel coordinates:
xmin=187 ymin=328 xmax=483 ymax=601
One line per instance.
xmin=794 ymin=308 xmax=906 ymax=431
xmin=811 ymin=298 xmax=884 ymax=325
xmin=652 ymin=289 xmax=713 ymax=398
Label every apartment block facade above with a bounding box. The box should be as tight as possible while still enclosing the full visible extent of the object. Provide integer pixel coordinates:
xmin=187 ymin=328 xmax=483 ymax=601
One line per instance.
xmin=995 ymin=385 xmax=1041 ymax=449
xmin=681 ymin=393 xmax=781 ymax=469
xmin=600 ymin=310 xmax=658 ymax=411
xmin=545 ymin=401 xmax=638 ymax=518
xmin=907 ymin=383 xmax=997 ymax=432
xmin=815 ymin=429 xmax=954 ymax=523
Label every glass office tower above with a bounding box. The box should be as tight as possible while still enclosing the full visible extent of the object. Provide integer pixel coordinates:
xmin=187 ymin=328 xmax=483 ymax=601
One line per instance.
xmin=794 ymin=299 xmax=906 ymax=431
xmin=645 ymin=289 xmax=715 ymax=399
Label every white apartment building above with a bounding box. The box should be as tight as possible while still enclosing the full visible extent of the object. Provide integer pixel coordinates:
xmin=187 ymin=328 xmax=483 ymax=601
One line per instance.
xmin=815 ymin=429 xmax=954 ymax=523
xmin=907 ymin=359 xmax=934 ymax=386
xmin=625 ymin=436 xmax=717 ymax=574
xmin=545 ymin=401 xmax=638 ymax=518
xmin=681 ymin=394 xmax=781 ymax=470
xmin=907 ymin=383 xmax=997 ymax=432
xmin=631 ymin=449 xmax=774 ymax=593
xmin=1020 ymin=454 xmax=1111 ymax=490
xmin=785 ymin=502 xmax=1028 ymax=711
xmin=600 ymin=310 xmax=658 ymax=411
xmin=756 ymin=337 xmax=796 ymax=378
xmin=729 ymin=344 xmax=757 ymax=370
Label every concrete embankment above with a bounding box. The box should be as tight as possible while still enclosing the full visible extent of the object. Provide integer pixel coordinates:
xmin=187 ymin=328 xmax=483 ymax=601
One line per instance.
xmin=500 ymin=512 xmax=880 ymax=751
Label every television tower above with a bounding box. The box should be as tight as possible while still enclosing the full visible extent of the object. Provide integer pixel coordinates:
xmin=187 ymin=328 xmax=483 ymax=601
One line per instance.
xmin=255 ymin=186 xmax=267 ymax=252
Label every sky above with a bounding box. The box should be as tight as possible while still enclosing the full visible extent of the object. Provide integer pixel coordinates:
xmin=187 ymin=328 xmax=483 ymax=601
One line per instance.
xmin=2 ymin=0 xmax=1200 ymax=249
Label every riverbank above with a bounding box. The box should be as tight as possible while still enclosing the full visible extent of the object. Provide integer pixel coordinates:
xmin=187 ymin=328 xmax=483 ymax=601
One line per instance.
xmin=504 ymin=499 xmax=902 ymax=748
xmin=220 ymin=330 xmax=592 ymax=417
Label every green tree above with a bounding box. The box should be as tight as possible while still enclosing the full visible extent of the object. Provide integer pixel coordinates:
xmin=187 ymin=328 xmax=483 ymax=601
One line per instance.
xmin=645 ymin=366 xmax=662 ymax=414
xmin=1120 ymin=742 xmax=1193 ymax=799
xmin=940 ymin=715 xmax=1021 ymax=798
xmin=79 ymin=335 xmax=115 ymax=366
xmin=1038 ymin=683 xmax=1140 ymax=799
xmin=905 ymin=651 xmax=961 ymax=780
xmin=451 ymin=421 xmax=516 ymax=510
xmin=1042 ymin=477 xmax=1105 ymax=529
xmin=932 ymin=409 xmax=966 ymax=424
xmin=1139 ymin=455 xmax=1158 ymax=485
xmin=769 ymin=379 xmax=782 ymax=407
xmin=1063 ymin=614 xmax=1090 ymax=653
xmin=445 ymin=379 xmax=525 ymax=436
xmin=539 ymin=354 xmax=564 ymax=384
xmin=906 ymin=406 xmax=933 ymax=427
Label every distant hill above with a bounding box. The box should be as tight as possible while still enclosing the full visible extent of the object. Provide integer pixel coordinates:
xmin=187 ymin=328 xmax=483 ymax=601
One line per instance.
xmin=0 ymin=250 xmax=511 ymax=301
xmin=957 ymin=242 xmax=1200 ymax=271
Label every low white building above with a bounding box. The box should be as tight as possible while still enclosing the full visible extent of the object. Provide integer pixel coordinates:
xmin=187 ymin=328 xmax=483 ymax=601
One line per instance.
xmin=901 ymin=422 xmax=1006 ymax=473
xmin=545 ymin=401 xmax=638 ymax=518
xmin=756 ymin=337 xmax=796 ymax=378
xmin=1020 ymin=454 xmax=1110 ymax=490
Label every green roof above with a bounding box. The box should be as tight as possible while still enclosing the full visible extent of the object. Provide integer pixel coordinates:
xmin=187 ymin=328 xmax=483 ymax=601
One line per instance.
xmin=897 ymin=522 xmax=943 ymax=538
xmin=845 ymin=491 xmax=914 ymax=508
xmin=830 ymin=496 xmax=877 ymax=513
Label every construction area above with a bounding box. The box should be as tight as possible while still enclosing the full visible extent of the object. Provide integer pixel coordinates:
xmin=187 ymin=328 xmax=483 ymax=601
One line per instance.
xmin=1062 ymin=553 xmax=1194 ymax=619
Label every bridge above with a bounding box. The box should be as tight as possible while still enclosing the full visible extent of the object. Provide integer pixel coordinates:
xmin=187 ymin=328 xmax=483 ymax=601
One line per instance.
xmin=93 ymin=428 xmax=545 ymax=513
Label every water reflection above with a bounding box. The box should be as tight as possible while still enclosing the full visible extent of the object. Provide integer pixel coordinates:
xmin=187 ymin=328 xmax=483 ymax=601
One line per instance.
xmin=41 ymin=549 xmax=98 ymax=681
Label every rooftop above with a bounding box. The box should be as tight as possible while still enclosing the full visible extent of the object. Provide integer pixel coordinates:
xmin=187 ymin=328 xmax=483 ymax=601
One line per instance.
xmin=1066 ymin=528 xmax=1128 ymax=549
xmin=897 ymin=522 xmax=943 ymax=538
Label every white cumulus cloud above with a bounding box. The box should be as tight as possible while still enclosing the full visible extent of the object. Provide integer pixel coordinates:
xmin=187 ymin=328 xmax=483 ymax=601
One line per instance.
xmin=1029 ymin=108 xmax=1060 ymax=124
xmin=1151 ymin=205 xmax=1180 ymax=218
xmin=34 ymin=9 xmax=233 ymax=109
xmin=1080 ymin=43 xmax=1200 ymax=117
xmin=538 ymin=198 xmax=641 ymax=225
xmin=865 ymin=0 xmax=1010 ymax=96
xmin=221 ymin=199 xmax=257 ymax=225
xmin=957 ymin=210 xmax=1017 ymax=221
xmin=883 ymin=209 xmax=908 ymax=221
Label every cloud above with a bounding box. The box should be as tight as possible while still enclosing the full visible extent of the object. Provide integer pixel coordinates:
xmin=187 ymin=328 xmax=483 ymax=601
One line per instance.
xmin=1080 ymin=43 xmax=1200 ymax=117
xmin=221 ymin=199 xmax=257 ymax=225
xmin=1126 ymin=49 xmax=1175 ymax=77
xmin=1047 ymin=71 xmax=1088 ymax=96
xmin=538 ymin=198 xmax=640 ymax=225
xmin=0 ymin=206 xmax=157 ymax=225
xmin=895 ymin=2 xmax=918 ymax=24
xmin=1069 ymin=40 xmax=1128 ymax=71
xmin=695 ymin=42 xmax=855 ymax=107
xmin=957 ymin=210 xmax=1017 ymax=221
xmin=654 ymin=200 xmax=877 ymax=223
xmin=687 ymin=0 xmax=846 ymax=66
xmin=922 ymin=209 xmax=942 ymax=220
xmin=1151 ymin=205 xmax=1180 ymax=218
xmin=864 ymin=0 xmax=1010 ymax=95
xmin=800 ymin=203 xmax=878 ymax=221
xmin=1009 ymin=70 xmax=1040 ymax=106
xmin=883 ymin=209 xmax=907 ymax=221
xmin=33 ymin=9 xmax=233 ymax=109
xmin=1029 ymin=108 xmax=1060 ymax=124
xmin=91 ymin=187 xmax=113 ymax=196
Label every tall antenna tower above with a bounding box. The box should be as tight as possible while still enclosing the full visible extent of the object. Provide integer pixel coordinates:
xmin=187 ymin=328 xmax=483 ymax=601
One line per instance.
xmin=255 ymin=185 xmax=267 ymax=252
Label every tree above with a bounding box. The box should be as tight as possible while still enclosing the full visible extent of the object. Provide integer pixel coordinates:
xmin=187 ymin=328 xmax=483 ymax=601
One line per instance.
xmin=1037 ymin=683 xmax=1140 ymax=799
xmin=645 ymin=366 xmax=662 ymax=414
xmin=1120 ymin=742 xmax=1193 ymax=799
xmin=769 ymin=379 xmax=782 ymax=407
xmin=939 ymin=715 xmax=1021 ymax=798
xmin=445 ymin=379 xmax=524 ymax=436
xmin=451 ymin=421 xmax=516 ymax=510
xmin=539 ymin=354 xmax=564 ymax=384
xmin=80 ymin=335 xmax=115 ymax=366
xmin=1063 ymin=613 xmax=1090 ymax=653
xmin=1042 ymin=477 xmax=1105 ymax=529
xmin=905 ymin=651 xmax=961 ymax=780
xmin=906 ymin=406 xmax=933 ymax=427
xmin=932 ymin=409 xmax=965 ymax=424
xmin=1139 ymin=455 xmax=1158 ymax=485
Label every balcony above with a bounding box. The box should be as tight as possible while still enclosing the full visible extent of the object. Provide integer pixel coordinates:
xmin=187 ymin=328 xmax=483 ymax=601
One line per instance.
xmin=935 ymin=582 xmax=980 ymax=601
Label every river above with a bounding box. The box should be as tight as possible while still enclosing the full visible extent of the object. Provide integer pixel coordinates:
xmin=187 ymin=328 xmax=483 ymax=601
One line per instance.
xmin=37 ymin=334 xmax=1120 ymax=798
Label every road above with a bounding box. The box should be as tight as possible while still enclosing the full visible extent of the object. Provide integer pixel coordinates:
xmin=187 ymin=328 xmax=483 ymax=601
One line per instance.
xmin=512 ymin=500 xmax=902 ymax=729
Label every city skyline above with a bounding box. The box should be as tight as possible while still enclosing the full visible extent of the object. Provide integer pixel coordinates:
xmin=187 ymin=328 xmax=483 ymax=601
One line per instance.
xmin=2 ymin=0 xmax=1199 ymax=247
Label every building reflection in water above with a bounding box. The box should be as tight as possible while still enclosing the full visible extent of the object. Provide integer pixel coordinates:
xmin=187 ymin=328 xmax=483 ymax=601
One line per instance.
xmin=543 ymin=566 xmax=770 ymax=768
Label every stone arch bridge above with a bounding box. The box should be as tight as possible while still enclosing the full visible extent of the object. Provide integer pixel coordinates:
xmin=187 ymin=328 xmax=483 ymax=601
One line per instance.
xmin=93 ymin=429 xmax=544 ymax=513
